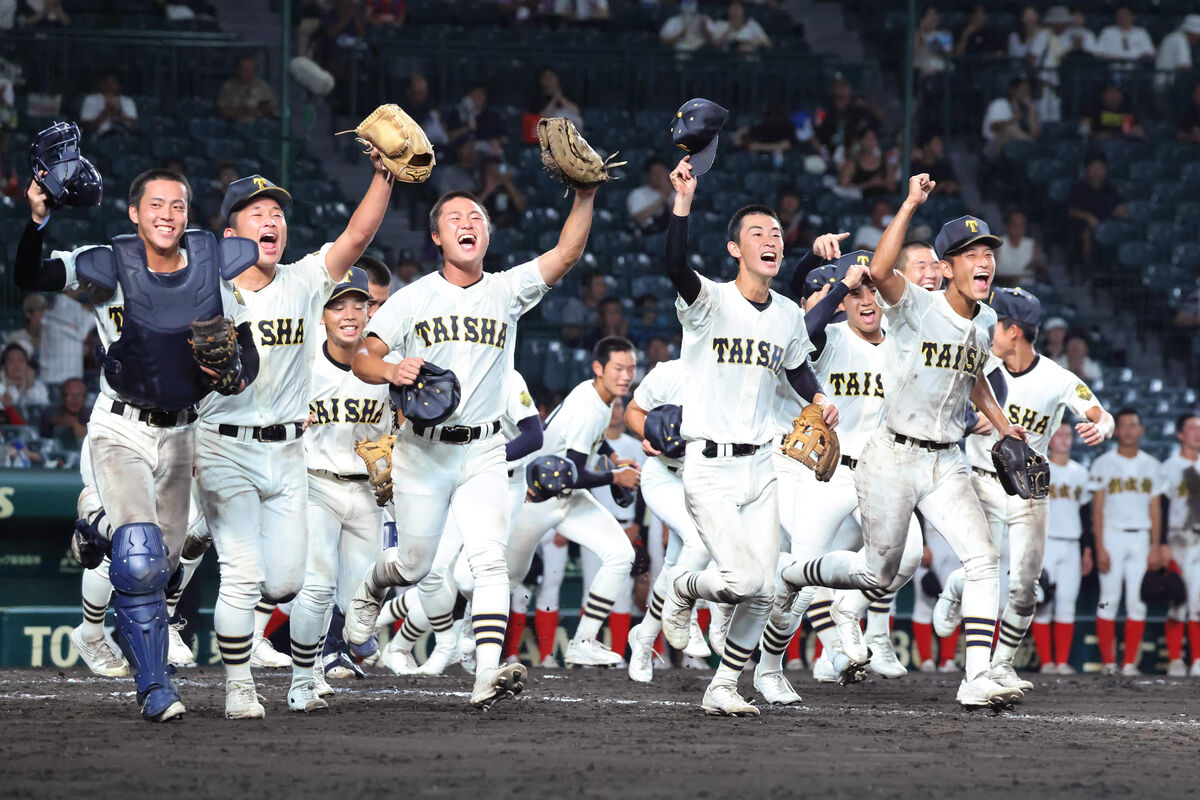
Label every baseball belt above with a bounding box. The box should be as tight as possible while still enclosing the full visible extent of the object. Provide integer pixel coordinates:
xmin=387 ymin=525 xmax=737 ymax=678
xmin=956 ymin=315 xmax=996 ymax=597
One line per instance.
xmin=102 ymin=397 xmax=196 ymax=428
xmin=308 ymin=468 xmax=369 ymax=483
xmin=840 ymin=454 xmax=858 ymax=470
xmin=702 ymin=441 xmax=762 ymax=458
xmin=411 ymin=419 xmax=500 ymax=445
xmin=972 ymin=466 xmax=1000 ymax=481
xmin=216 ymin=422 xmax=304 ymax=443
xmin=892 ymin=433 xmax=954 ymax=451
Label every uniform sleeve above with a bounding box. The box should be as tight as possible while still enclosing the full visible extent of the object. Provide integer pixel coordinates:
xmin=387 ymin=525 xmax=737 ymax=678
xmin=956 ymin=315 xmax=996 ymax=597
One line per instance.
xmin=1149 ymin=456 xmax=1169 ymax=497
xmin=1088 ymin=457 xmax=1107 ymax=492
xmin=1060 ymin=370 xmax=1100 ymax=420
xmin=674 ymin=273 xmax=718 ymax=332
xmin=500 ymin=259 xmax=551 ymax=319
xmin=561 ymin=395 xmax=606 ymax=456
xmin=633 ymin=368 xmax=664 ymax=411
xmin=298 ymin=243 xmax=338 ymax=299
xmin=56 ymin=245 xmax=106 ymax=293
xmin=875 ymin=274 xmax=930 ymax=329
xmin=506 ymin=372 xmax=539 ymax=424
xmin=781 ymin=303 xmax=815 ymax=371
xmin=1076 ymin=465 xmax=1093 ymax=506
xmin=219 ymin=281 xmax=251 ymax=327
xmin=363 ymin=287 xmax=411 ymax=356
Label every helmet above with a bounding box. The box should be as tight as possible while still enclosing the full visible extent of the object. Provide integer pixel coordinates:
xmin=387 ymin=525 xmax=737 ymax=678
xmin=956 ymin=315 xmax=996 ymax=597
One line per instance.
xmin=29 ymin=122 xmax=103 ymax=208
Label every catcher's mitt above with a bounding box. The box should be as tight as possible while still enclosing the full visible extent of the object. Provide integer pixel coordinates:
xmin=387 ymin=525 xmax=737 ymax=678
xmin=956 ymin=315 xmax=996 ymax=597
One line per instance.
xmin=537 ymin=117 xmax=626 ymax=192
xmin=355 ymin=434 xmax=396 ymax=507
xmin=189 ymin=316 xmax=243 ymax=395
xmin=780 ymin=403 xmax=840 ymax=482
xmin=339 ymin=104 xmax=435 ymax=184
xmin=990 ymin=435 xmax=1049 ymax=500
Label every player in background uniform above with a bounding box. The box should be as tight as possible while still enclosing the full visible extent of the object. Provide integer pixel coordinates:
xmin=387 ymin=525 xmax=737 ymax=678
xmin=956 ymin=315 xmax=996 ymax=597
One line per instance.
xmin=356 ymin=255 xmax=393 ymax=317
xmin=1032 ymin=423 xmax=1093 ymax=674
xmin=776 ymin=176 xmax=1029 ymax=709
xmin=934 ymin=288 xmax=1113 ymax=691
xmin=198 ymin=161 xmax=392 ymax=720
xmin=344 ymin=185 xmax=598 ymax=710
xmin=506 ymin=337 xmax=640 ymax=667
xmin=1089 ymin=408 xmax=1166 ymax=675
xmin=17 ymin=169 xmax=258 ymax=722
xmin=1157 ymin=412 xmax=1200 ymax=676
xmin=656 ymin=153 xmax=834 ymax=716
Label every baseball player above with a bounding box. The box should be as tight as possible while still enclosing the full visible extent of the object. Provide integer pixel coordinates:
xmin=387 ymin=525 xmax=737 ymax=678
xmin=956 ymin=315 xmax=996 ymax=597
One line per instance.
xmin=197 ymin=162 xmax=392 ymax=720
xmin=655 ymin=152 xmax=834 ymax=716
xmin=1089 ymin=408 xmax=1166 ymax=675
xmin=1157 ymin=412 xmax=1200 ymax=676
xmin=933 ymin=287 xmax=1113 ymax=691
xmin=910 ymin=530 xmax=963 ymax=672
xmin=775 ymin=175 xmax=1028 ymax=709
xmin=342 ymin=185 xmax=599 ymax=709
xmin=17 ymin=167 xmax=258 ymax=722
xmin=1032 ymin=422 xmax=1093 ymax=674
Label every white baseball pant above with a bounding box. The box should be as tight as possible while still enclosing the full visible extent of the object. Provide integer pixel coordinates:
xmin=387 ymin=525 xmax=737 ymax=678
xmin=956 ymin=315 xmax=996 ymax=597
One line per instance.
xmin=1096 ymin=527 xmax=1150 ymax=622
xmin=1036 ymin=537 xmax=1082 ymax=625
xmin=1167 ymin=530 xmax=1200 ymax=623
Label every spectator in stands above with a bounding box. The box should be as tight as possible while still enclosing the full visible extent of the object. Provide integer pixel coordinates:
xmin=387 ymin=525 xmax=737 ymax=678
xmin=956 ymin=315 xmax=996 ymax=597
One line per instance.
xmin=1043 ymin=5 xmax=1097 ymax=62
xmin=38 ymin=376 xmax=88 ymax=445
xmin=560 ymin=270 xmax=607 ymax=343
xmin=1177 ymin=82 xmax=1200 ymax=144
xmin=1083 ymin=84 xmax=1143 ymax=140
xmin=954 ymin=4 xmax=1005 ymax=57
xmin=910 ymin=132 xmax=960 ymax=196
xmin=0 ymin=0 xmax=15 ymax=29
xmin=1095 ymin=5 xmax=1155 ymax=64
xmin=630 ymin=294 xmax=670 ymax=348
xmin=660 ymin=0 xmax=710 ymax=53
xmin=585 ymin=297 xmax=629 ymax=349
xmin=913 ymin=5 xmax=951 ymax=77
xmin=1068 ymin=154 xmax=1125 ymax=270
xmin=643 ymin=335 xmax=672 ymax=372
xmin=218 ymin=55 xmax=278 ymax=124
xmin=837 ymin=127 xmax=897 ymax=198
xmin=446 ymin=84 xmax=507 ymax=157
xmin=316 ymin=0 xmax=367 ymax=81
xmin=555 ymin=1 xmax=610 ymax=25
xmin=406 ymin=74 xmax=449 ymax=146
xmin=0 ymin=126 xmax=18 ymax=199
xmin=434 ymin=137 xmax=479 ymax=196
xmin=4 ymin=294 xmax=47 ymax=361
xmin=995 ymin=209 xmax=1046 ymax=285
xmin=391 ymin=256 xmax=420 ymax=292
xmin=0 ymin=76 xmax=14 ymax=134
xmin=1008 ymin=5 xmax=1049 ymax=67
xmin=205 ymin=161 xmax=241 ymax=230
xmin=1042 ymin=317 xmax=1069 ymax=360
xmin=529 ymin=67 xmax=583 ymax=130
xmin=1172 ymin=285 xmax=1200 ymax=381
xmin=477 ymin=157 xmax=525 ymax=229
xmin=776 ymin=187 xmax=811 ymax=249
xmin=24 ymin=0 xmax=69 ymax=27
xmin=733 ymin=103 xmax=794 ymax=155
xmin=627 ymin=157 xmax=673 ymax=234
xmin=1056 ymin=331 xmax=1102 ymax=382
xmin=365 ymin=0 xmax=406 ymax=25
xmin=850 ymin=198 xmax=889 ymax=251
xmin=814 ymin=73 xmax=882 ymax=158
xmin=80 ymin=72 xmax=137 ymax=137
xmin=154 ymin=0 xmax=218 ymax=23
xmin=707 ymin=1 xmax=770 ymax=55
xmin=1156 ymin=15 xmax=1200 ymax=84
xmin=982 ymin=75 xmax=1040 ymax=161
xmin=38 ymin=294 xmax=93 ymax=386
xmin=0 ymin=343 xmax=49 ymax=407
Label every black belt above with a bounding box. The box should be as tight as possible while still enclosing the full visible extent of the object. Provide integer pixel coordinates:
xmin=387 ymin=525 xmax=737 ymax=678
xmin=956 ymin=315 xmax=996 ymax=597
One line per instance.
xmin=412 ymin=420 xmax=500 ymax=445
xmin=702 ymin=441 xmax=760 ymax=458
xmin=667 ymin=464 xmax=681 ymax=474
xmin=308 ymin=468 xmax=368 ymax=483
xmin=217 ymin=422 xmax=304 ymax=442
xmin=507 ymin=468 xmax=516 ymax=478
xmin=109 ymin=400 xmax=196 ymax=428
xmin=893 ymin=433 xmax=954 ymax=451
xmin=1122 ymin=528 xmax=1148 ymax=533
xmin=972 ymin=466 xmax=999 ymax=480
xmin=840 ymin=454 xmax=858 ymax=470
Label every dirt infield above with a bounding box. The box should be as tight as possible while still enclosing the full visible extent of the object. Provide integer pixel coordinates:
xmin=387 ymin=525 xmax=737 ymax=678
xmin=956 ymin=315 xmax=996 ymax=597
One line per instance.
xmin=1 ymin=665 xmax=1197 ymax=798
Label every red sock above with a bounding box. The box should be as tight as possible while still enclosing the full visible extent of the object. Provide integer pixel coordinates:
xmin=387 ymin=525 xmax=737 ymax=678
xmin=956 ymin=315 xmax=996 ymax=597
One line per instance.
xmin=503 ymin=612 xmax=526 ymax=660
xmin=1096 ymin=618 xmax=1116 ymax=663
xmin=1190 ymin=622 xmax=1200 ymax=663
xmin=608 ymin=612 xmax=631 ymax=658
xmin=653 ymin=632 xmax=664 ymax=656
xmin=939 ymin=627 xmax=959 ymax=666
xmin=1123 ymin=619 xmax=1145 ymax=666
xmin=697 ymin=607 xmax=711 ymax=633
xmin=1054 ymin=622 xmax=1074 ymax=665
xmin=1165 ymin=619 xmax=1184 ymax=661
xmin=786 ymin=632 xmax=801 ymax=665
xmin=534 ymin=609 xmax=558 ymax=661
xmin=263 ymin=608 xmax=290 ymax=639
xmin=912 ymin=621 xmax=933 ymax=663
xmin=813 ymin=638 xmax=823 ymax=662
xmin=1031 ymin=621 xmax=1052 ymax=666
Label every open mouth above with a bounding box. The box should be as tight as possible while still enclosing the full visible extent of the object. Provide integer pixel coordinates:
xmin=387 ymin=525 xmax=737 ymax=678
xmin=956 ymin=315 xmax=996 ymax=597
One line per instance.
xmin=259 ymin=230 xmax=279 ymax=255
xmin=859 ymin=308 xmax=877 ymax=323
xmin=154 ymin=224 xmax=174 ymax=238
xmin=760 ymin=251 xmax=778 ymax=265
xmin=972 ymin=268 xmax=991 ymax=292
xmin=457 ymin=232 xmax=478 ymax=252
xmin=339 ymin=323 xmax=360 ymax=337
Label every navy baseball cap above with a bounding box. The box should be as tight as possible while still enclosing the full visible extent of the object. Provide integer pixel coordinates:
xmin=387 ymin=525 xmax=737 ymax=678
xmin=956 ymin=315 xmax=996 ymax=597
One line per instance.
xmin=934 ymin=215 xmax=1003 ymax=259
xmin=221 ymin=174 xmax=292 ymax=224
xmin=671 ymin=98 xmax=729 ymax=177
xmin=327 ymin=266 xmax=371 ymax=305
xmin=803 ymin=250 xmax=874 ymax=296
xmin=988 ymin=287 xmax=1042 ymax=327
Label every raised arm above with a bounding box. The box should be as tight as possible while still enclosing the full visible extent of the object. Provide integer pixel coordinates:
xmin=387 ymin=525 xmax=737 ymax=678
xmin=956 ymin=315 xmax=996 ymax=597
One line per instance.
xmin=15 ymin=181 xmax=68 ymax=292
xmin=324 ymin=153 xmax=393 ymax=282
xmin=537 ymin=188 xmax=597 ymax=286
xmin=665 ymin=156 xmax=702 ymax=304
xmin=871 ymin=174 xmax=934 ymax=306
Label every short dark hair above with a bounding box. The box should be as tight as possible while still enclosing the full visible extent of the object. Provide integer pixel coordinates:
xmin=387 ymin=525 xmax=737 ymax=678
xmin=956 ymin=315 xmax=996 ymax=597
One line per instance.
xmin=429 ymin=190 xmax=489 ymax=233
xmin=635 ymin=292 xmax=657 ymax=307
xmin=1115 ymin=407 xmax=1140 ymax=425
xmin=597 ymin=296 xmax=623 ymax=311
xmin=643 ymin=157 xmax=666 ymax=175
xmin=1084 ymin=153 xmax=1106 ymax=167
xmin=2 ymin=343 xmax=29 ymax=365
xmin=356 ymin=255 xmax=391 ymax=287
xmin=1176 ymin=412 xmax=1199 ymax=431
xmin=129 ymin=168 xmax=193 ymax=207
xmin=646 ymin=334 xmax=669 ymax=350
xmin=60 ymin=377 xmax=86 ymax=397
xmin=898 ymin=239 xmax=936 ymax=268
xmin=727 ymin=204 xmax=779 ymax=244
xmin=1008 ymin=75 xmax=1029 ymax=93
xmin=592 ymin=335 xmax=635 ymax=366
xmin=999 ymin=317 xmax=1038 ymax=345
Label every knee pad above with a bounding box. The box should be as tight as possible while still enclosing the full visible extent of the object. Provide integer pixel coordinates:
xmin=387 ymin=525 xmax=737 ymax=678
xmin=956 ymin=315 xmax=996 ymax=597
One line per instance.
xmin=109 ymin=523 xmax=171 ymax=596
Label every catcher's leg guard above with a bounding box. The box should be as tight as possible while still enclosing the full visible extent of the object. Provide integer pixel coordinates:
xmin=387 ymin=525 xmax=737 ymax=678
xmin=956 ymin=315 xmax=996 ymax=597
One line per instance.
xmin=109 ymin=523 xmax=179 ymax=720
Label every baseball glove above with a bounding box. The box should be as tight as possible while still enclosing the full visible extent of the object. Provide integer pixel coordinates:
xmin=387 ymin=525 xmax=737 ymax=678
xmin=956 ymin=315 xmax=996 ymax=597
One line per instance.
xmin=355 ymin=435 xmax=396 ymax=506
xmin=341 ymin=104 xmax=435 ymax=184
xmin=990 ymin=435 xmax=1050 ymax=500
xmin=189 ymin=316 xmax=243 ymax=395
xmin=780 ymin=403 xmax=840 ymax=482
xmin=537 ymin=117 xmax=626 ymax=191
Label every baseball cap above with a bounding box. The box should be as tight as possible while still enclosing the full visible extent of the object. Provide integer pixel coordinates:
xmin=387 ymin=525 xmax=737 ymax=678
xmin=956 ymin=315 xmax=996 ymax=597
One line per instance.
xmin=1183 ymin=15 xmax=1200 ymax=35
xmin=220 ymin=174 xmax=292 ymax=224
xmin=1043 ymin=316 xmax=1068 ymax=332
xmin=671 ymin=98 xmax=729 ymax=177
xmin=802 ymin=250 xmax=874 ymax=296
xmin=21 ymin=294 xmax=49 ymax=317
xmin=934 ymin=215 xmax=1003 ymax=259
xmin=988 ymin=287 xmax=1042 ymax=327
xmin=326 ymin=266 xmax=371 ymax=305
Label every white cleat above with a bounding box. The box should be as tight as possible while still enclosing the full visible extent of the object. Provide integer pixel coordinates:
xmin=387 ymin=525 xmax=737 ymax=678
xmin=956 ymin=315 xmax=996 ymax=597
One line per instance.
xmin=938 ymin=660 xmax=960 ymax=673
xmin=565 ymin=637 xmax=623 ymax=667
xmin=249 ymin=635 xmax=292 ymax=668
xmin=830 ymin=596 xmax=868 ymax=664
xmin=1040 ymin=662 xmax=1058 ymax=674
xmin=1099 ymin=662 xmax=1118 ymax=676
xmin=830 ymin=650 xmax=869 ymax=685
xmin=417 ymin=629 xmax=462 ymax=675
xmin=538 ymin=654 xmax=557 ymax=669
xmin=659 ymin=575 xmax=694 ymax=650
xmin=681 ymin=655 xmax=709 ymax=670
xmin=708 ymin=603 xmax=733 ymax=657
xmin=70 ymin=626 xmax=130 ymax=678
xmin=1167 ymin=658 xmax=1187 ymax=677
xmin=313 ymin=664 xmax=334 ymax=698
xmin=753 ymin=665 xmax=802 ymax=705
xmin=626 ymin=623 xmax=657 ymax=683
xmin=988 ymin=660 xmax=1034 ymax=691
xmin=919 ymin=658 xmax=937 ymax=673
xmin=684 ymin=614 xmax=712 ymax=659
xmin=224 ymin=678 xmax=266 ymax=720
xmin=785 ymin=657 xmax=805 ymax=672
xmin=1056 ymin=662 xmax=1076 ymax=676
xmin=1121 ymin=662 xmax=1142 ymax=677
xmin=287 ymin=679 xmax=329 ymax=713
xmin=932 ymin=591 xmax=962 ymax=639
xmin=470 ymin=662 xmax=526 ymax=711
xmin=380 ymin=643 xmax=420 ymax=675
xmin=866 ymin=634 xmax=908 ymax=678
xmin=957 ymin=674 xmax=1022 ymax=710
xmin=344 ymin=575 xmax=384 ymax=647
xmin=812 ymin=651 xmax=838 ymax=683
xmin=1190 ymin=660 xmax=1200 ymax=677
xmin=701 ymin=683 xmax=759 ymax=717
xmin=168 ymin=622 xmax=196 ymax=668
xmin=149 ymin=700 xmax=187 ymax=723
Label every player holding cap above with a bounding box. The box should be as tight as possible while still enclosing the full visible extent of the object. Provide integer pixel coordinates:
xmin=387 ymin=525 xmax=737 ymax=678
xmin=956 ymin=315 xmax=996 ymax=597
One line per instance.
xmin=1158 ymin=412 xmax=1200 ymax=676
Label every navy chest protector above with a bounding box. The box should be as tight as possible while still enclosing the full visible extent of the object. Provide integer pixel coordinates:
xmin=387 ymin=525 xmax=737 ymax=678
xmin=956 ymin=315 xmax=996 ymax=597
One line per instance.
xmin=75 ymin=231 xmax=258 ymax=410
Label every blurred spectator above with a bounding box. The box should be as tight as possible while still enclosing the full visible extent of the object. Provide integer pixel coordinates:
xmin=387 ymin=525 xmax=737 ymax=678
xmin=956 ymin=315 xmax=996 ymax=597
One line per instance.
xmin=446 ymin=84 xmax=507 ymax=157
xmin=913 ymin=5 xmax=951 ymax=77
xmin=0 ymin=343 xmax=49 ymax=406
xmin=585 ymin=297 xmax=629 ymax=349
xmin=24 ymin=0 xmax=69 ymax=26
xmin=837 ymin=127 xmax=897 ymax=198
xmin=38 ymin=377 xmax=89 ymax=444
xmin=406 ymin=74 xmax=449 ymax=146
xmin=4 ymin=294 xmax=47 ymax=360
xmin=1055 ymin=331 xmax=1101 ymax=382
xmin=1067 ymin=154 xmax=1125 ymax=270
xmin=995 ymin=209 xmax=1045 ymax=285
xmin=0 ymin=0 xmax=14 ymax=29
xmin=365 ymin=0 xmax=406 ymax=25
xmin=910 ymin=132 xmax=959 ymax=195
xmin=39 ymin=294 xmax=93 ymax=385
xmin=660 ymin=0 xmax=710 ymax=53
xmin=1156 ymin=15 xmax=1200 ymax=82
xmin=529 ymin=67 xmax=583 ymax=130
xmin=80 ymin=72 xmax=137 ymax=137
xmin=317 ymin=0 xmax=367 ymax=81
xmin=154 ymin=0 xmax=218 ymax=23
xmin=954 ymin=4 xmax=1005 ymax=57
xmin=1 ymin=126 xmax=20 ymax=198
xmin=391 ymin=256 xmax=420 ymax=292
xmin=554 ymin=0 xmax=609 ymax=23
xmin=627 ymin=157 xmax=673 ymax=234
xmin=776 ymin=187 xmax=811 ymax=249
xmin=982 ymin=75 xmax=1040 ymax=161
xmin=1082 ymin=84 xmax=1143 ymax=140
xmin=1172 ymin=285 xmax=1200 ymax=381
xmin=643 ymin=335 xmax=672 ymax=373
xmin=477 ymin=157 xmax=525 ymax=229
xmin=707 ymin=1 xmax=770 ymax=54
xmin=1043 ymin=5 xmax=1097 ymax=62
xmin=434 ymin=137 xmax=479 ymax=196
xmin=218 ymin=55 xmax=278 ymax=123
xmin=560 ymin=270 xmax=607 ymax=341
xmin=853 ymin=198 xmax=891 ymax=250
xmin=631 ymin=294 xmax=671 ymax=348
xmin=733 ymin=103 xmax=793 ymax=155
xmin=1041 ymin=317 xmax=1069 ymax=360
xmin=814 ymin=73 xmax=882 ymax=157
xmin=1095 ymin=5 xmax=1155 ymax=63
xmin=207 ymin=161 xmax=241 ymax=230
xmin=1177 ymin=83 xmax=1200 ymax=144
xmin=1008 ymin=5 xmax=1048 ymax=67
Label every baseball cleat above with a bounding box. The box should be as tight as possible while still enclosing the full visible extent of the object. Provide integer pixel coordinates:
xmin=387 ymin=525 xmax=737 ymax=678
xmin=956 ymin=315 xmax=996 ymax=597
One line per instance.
xmin=344 ymin=574 xmax=384 ymax=647
xmin=1040 ymin=662 xmax=1058 ymax=674
xmin=919 ymin=658 xmax=937 ymax=672
xmin=538 ymin=654 xmax=557 ymax=668
xmin=830 ymin=596 xmax=868 ymax=664
xmin=167 ymin=622 xmax=197 ymax=668
xmin=932 ymin=591 xmax=962 ymax=639
xmin=1099 ymin=662 xmax=1118 ymax=676
xmin=626 ymin=623 xmax=658 ymax=683
xmin=681 ymin=655 xmax=708 ymax=670
xmin=417 ymin=630 xmax=462 ymax=675
xmin=249 ymin=634 xmax=292 ymax=668
xmin=1167 ymin=658 xmax=1187 ymax=677
xmin=565 ymin=637 xmax=623 ymax=667
xmin=866 ymin=634 xmax=908 ymax=678
xmin=988 ymin=661 xmax=1034 ymax=691
xmin=785 ymin=657 xmax=805 ymax=672
xmin=956 ymin=674 xmax=1022 ymax=710
xmin=224 ymin=678 xmax=266 ymax=720
xmin=1190 ymin=660 xmax=1200 ymax=677
xmin=659 ymin=575 xmax=694 ymax=650
xmin=1056 ymin=662 xmax=1075 ymax=676
xmin=380 ymin=644 xmax=420 ymax=675
xmin=146 ymin=698 xmax=187 ymax=723
xmin=708 ymin=602 xmax=733 ymax=657
xmin=831 ymin=651 xmax=869 ymax=685
xmin=701 ymin=683 xmax=760 ymax=717
xmin=1120 ymin=662 xmax=1142 ymax=677
xmin=685 ymin=614 xmax=713 ymax=659
xmin=938 ymin=660 xmax=960 ymax=673
xmin=812 ymin=651 xmax=838 ymax=683
xmin=470 ymin=663 xmax=526 ymax=711
xmin=348 ymin=633 xmax=379 ymax=662
xmin=313 ymin=664 xmax=334 ymax=698
xmin=287 ymin=679 xmax=329 ymax=713
xmin=70 ymin=625 xmax=130 ymax=678
xmin=753 ymin=665 xmax=802 ymax=705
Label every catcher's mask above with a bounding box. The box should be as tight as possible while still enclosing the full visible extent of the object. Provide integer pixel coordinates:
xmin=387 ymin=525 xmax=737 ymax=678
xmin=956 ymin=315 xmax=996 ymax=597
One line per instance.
xmin=30 ymin=122 xmax=103 ymax=209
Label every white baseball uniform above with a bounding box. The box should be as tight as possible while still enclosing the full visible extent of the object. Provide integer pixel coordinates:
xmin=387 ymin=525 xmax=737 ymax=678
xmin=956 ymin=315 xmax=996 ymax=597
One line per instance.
xmin=583 ymin=431 xmax=645 ymax=617
xmin=1159 ymin=454 xmax=1200 ymax=623
xmin=1036 ymin=459 xmax=1091 ymax=626
xmin=1089 ymin=449 xmax=1164 ymax=622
